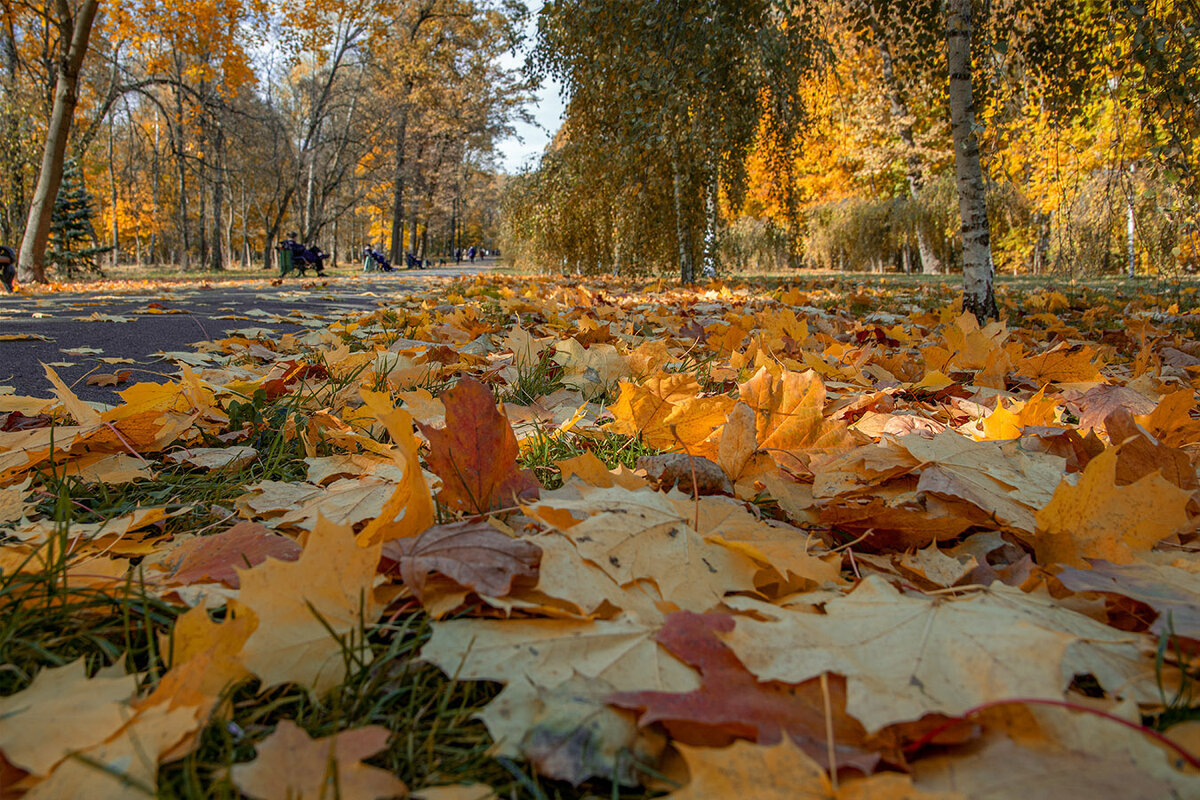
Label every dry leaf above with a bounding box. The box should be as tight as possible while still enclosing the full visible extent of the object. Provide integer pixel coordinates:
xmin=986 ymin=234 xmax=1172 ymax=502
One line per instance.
xmin=230 ymin=720 xmax=406 ymax=800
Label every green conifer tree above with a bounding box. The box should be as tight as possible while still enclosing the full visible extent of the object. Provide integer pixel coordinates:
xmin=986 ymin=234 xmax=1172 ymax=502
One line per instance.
xmin=47 ymin=158 xmax=109 ymax=277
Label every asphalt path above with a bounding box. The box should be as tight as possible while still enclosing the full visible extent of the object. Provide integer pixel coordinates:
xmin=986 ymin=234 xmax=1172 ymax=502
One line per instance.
xmin=0 ymin=262 xmax=490 ymax=405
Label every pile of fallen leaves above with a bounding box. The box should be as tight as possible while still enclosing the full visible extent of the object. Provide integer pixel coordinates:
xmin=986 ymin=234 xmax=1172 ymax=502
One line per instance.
xmin=1 ymin=274 xmax=1199 ymax=798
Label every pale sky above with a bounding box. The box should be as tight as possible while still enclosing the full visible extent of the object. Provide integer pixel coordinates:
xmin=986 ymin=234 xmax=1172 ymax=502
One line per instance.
xmin=495 ymin=2 xmax=565 ymax=173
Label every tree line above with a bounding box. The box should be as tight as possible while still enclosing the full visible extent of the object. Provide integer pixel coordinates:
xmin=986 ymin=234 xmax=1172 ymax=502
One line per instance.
xmin=501 ymin=0 xmax=1200 ymax=319
xmin=1 ymin=0 xmax=530 ymax=283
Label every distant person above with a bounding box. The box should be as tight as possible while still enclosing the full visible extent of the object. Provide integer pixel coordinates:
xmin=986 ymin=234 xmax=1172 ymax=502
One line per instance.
xmin=468 ymin=245 xmax=476 ymax=263
xmin=300 ymin=244 xmax=328 ymax=276
xmin=0 ymin=246 xmax=16 ymax=292
xmin=454 ymin=248 xmax=462 ymax=264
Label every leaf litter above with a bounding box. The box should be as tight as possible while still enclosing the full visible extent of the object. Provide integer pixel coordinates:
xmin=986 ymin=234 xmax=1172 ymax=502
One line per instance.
xmin=0 ymin=274 xmax=1199 ymax=797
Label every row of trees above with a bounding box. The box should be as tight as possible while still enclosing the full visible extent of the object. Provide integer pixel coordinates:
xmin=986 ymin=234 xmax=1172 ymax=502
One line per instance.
xmin=501 ymin=0 xmax=1200 ymax=318
xmin=1 ymin=0 xmax=530 ymax=283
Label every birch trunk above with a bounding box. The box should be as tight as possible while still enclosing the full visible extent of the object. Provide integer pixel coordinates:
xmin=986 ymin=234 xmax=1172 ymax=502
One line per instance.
xmin=18 ymin=0 xmax=100 ymax=283
xmin=947 ymin=0 xmax=997 ymax=322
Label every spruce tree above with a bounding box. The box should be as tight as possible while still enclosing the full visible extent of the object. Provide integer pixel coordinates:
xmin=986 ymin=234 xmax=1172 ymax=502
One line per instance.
xmin=47 ymin=158 xmax=109 ymax=277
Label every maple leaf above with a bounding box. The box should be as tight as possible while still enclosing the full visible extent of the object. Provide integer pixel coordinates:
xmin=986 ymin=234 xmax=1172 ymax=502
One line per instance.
xmin=665 ymin=738 xmax=961 ymax=800
xmin=1069 ymin=384 xmax=1157 ymax=432
xmin=0 ymin=659 xmax=137 ymax=776
xmin=737 ymin=366 xmax=853 ymax=469
xmin=21 ymin=702 xmax=203 ymax=800
xmin=381 ymin=519 xmax=540 ymax=602
xmin=900 ymin=431 xmax=1063 ymax=534
xmin=609 ymin=612 xmax=887 ymax=772
xmin=1017 ymin=344 xmax=1105 ymax=384
xmin=530 ymin=485 xmax=759 ymax=611
xmin=417 ymin=378 xmax=538 ymax=514
xmin=1057 ymin=559 xmax=1200 ymax=642
xmin=912 ymin=701 xmax=1198 ymax=799
xmin=165 ymin=521 xmax=301 ymax=587
xmin=165 ymin=445 xmax=257 ymax=471
xmin=235 ymin=516 xmax=382 ymax=694
xmin=605 ymin=374 xmax=709 ymax=449
xmin=479 ymin=675 xmax=666 ymax=786
xmin=144 ymin=604 xmax=254 ymax=713
xmin=1033 ymin=445 xmax=1192 ymax=568
xmin=357 ymin=389 xmax=435 ymax=545
xmin=419 ymin=616 xmax=700 ymax=693
xmin=230 ymin=720 xmax=406 ymax=800
xmin=84 ymin=370 xmax=132 ymax=387
xmin=720 ymin=577 xmax=1144 ymax=733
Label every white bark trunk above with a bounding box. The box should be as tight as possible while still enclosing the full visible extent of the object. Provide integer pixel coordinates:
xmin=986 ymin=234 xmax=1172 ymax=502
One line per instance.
xmin=947 ymin=0 xmax=997 ymax=321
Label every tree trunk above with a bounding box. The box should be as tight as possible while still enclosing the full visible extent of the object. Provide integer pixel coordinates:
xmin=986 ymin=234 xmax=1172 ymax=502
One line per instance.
xmin=209 ymin=110 xmax=225 ymax=271
xmin=388 ymin=113 xmax=408 ymax=263
xmin=671 ymin=150 xmax=694 ymax=284
xmin=701 ymin=172 xmax=718 ymax=278
xmin=17 ymin=0 xmax=100 ymax=283
xmin=947 ymin=0 xmax=996 ymax=322
xmin=107 ymin=112 xmax=118 ymax=268
xmin=1126 ymin=194 xmax=1136 ymax=279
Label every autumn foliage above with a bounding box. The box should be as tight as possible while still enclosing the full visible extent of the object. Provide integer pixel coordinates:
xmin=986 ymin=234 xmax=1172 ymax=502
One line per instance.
xmin=1 ymin=273 xmax=1199 ymax=797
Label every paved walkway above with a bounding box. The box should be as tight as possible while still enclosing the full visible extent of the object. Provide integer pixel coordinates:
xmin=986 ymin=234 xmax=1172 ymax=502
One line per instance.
xmin=0 ymin=262 xmax=491 ymax=404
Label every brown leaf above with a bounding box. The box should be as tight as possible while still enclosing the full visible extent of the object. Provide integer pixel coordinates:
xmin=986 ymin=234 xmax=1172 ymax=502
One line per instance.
xmin=382 ymin=520 xmax=540 ymax=602
xmin=1105 ymin=409 xmax=1199 ymax=490
xmin=230 ymin=720 xmax=406 ymax=800
xmin=85 ymin=370 xmax=132 ymax=388
xmin=1057 ymin=560 xmax=1200 ymax=642
xmin=608 ymin=611 xmax=887 ymax=772
xmin=166 ymin=521 xmax=302 ymax=588
xmin=1069 ymin=384 xmax=1157 ymax=432
xmin=417 ymin=378 xmax=539 ymax=514
xmin=637 ymin=453 xmax=732 ymax=496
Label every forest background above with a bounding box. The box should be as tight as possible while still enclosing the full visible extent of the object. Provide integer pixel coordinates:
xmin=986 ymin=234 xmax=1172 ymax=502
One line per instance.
xmin=3 ymin=0 xmax=1200 ymax=302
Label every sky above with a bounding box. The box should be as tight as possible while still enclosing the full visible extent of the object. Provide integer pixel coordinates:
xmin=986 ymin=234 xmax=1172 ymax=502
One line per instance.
xmin=495 ymin=2 xmax=566 ymax=174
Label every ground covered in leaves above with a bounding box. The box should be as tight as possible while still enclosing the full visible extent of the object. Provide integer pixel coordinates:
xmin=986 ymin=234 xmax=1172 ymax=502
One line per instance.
xmin=1 ymin=274 xmax=1199 ymax=799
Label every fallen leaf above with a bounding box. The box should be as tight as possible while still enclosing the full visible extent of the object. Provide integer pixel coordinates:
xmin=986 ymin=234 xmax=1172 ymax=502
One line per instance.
xmin=382 ymin=520 xmax=540 ymax=602
xmin=609 ymin=612 xmax=885 ymax=771
xmin=235 ymin=516 xmax=382 ymax=693
xmin=720 ymin=576 xmax=1144 ymax=733
xmin=1034 ymin=445 xmax=1192 ymax=568
xmin=165 ymin=521 xmax=302 ymax=587
xmin=167 ymin=445 xmax=257 ymax=471
xmin=418 ymin=378 xmax=539 ymax=514
xmin=230 ymin=720 xmax=406 ymax=800
xmin=666 ymin=738 xmax=961 ymax=800
xmin=0 ymin=659 xmax=137 ymax=776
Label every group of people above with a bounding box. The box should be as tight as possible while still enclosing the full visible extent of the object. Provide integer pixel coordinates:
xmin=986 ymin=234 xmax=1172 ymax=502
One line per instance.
xmin=452 ymin=245 xmax=494 ymax=264
xmin=277 ymin=233 xmax=328 ymax=277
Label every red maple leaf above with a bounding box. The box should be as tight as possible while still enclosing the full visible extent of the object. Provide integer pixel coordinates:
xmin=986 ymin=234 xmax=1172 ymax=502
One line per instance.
xmin=417 ymin=378 xmax=539 ymax=514
xmin=609 ymin=611 xmax=935 ymax=773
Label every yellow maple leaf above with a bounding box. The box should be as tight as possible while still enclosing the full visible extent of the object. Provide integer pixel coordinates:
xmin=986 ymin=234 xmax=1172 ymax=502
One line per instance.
xmin=1034 ymin=445 xmax=1192 ymax=568
xmin=737 ymin=366 xmax=852 ymax=468
xmin=236 ymin=516 xmax=382 ymax=693
xmin=667 ymin=738 xmax=962 ymax=799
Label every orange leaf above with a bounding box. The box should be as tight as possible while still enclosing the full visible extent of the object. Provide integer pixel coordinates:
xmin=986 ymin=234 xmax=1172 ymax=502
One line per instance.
xmin=417 ymin=378 xmax=539 ymax=514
